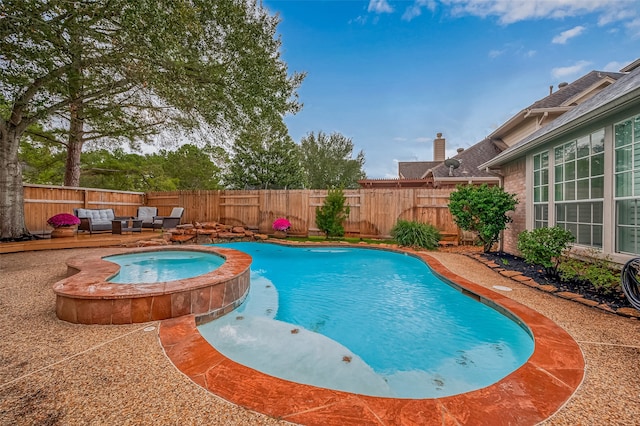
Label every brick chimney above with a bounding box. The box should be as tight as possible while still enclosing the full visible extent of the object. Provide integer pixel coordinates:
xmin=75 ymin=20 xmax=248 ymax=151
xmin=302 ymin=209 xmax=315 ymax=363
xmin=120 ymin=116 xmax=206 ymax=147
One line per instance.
xmin=434 ymin=133 xmax=445 ymax=162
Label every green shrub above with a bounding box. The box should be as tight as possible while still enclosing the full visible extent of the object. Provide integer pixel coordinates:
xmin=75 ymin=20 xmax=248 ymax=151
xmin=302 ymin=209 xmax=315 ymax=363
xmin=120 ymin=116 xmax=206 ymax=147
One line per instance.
xmin=390 ymin=220 xmax=441 ymax=250
xmin=448 ymin=184 xmax=519 ymax=253
xmin=316 ymin=188 xmax=350 ymax=238
xmin=558 ymin=250 xmax=621 ymax=295
xmin=517 ymin=226 xmax=574 ymax=278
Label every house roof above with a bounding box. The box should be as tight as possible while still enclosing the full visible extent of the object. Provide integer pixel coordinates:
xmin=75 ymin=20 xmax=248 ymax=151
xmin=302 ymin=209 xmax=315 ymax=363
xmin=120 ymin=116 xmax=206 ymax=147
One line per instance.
xmin=488 ymin=70 xmax=624 ymax=140
xmin=429 ymin=138 xmax=504 ymax=178
xmin=398 ymin=161 xmax=441 ymax=179
xmin=481 ymin=66 xmax=640 ymax=169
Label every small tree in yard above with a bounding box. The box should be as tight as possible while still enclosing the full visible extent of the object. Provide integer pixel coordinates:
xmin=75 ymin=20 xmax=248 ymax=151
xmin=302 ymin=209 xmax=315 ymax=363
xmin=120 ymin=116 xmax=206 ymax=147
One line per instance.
xmin=448 ymin=184 xmax=519 ymax=253
xmin=517 ymin=226 xmax=575 ymax=278
xmin=316 ymin=188 xmax=350 ymax=238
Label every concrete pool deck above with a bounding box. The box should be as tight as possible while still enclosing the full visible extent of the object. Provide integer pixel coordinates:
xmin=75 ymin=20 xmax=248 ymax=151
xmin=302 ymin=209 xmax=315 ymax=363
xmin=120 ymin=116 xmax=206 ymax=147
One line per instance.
xmin=1 ymin=244 xmax=639 ymax=424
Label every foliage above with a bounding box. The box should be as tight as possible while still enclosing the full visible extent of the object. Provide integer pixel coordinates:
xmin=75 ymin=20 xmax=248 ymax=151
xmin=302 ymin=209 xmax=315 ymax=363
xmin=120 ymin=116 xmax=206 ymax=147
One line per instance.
xmin=272 ymin=218 xmax=291 ymax=231
xmin=225 ymin=120 xmax=305 ymax=189
xmin=315 ymin=188 xmax=350 ymax=238
xmin=390 ymin=220 xmax=440 ymax=250
xmin=517 ymin=226 xmax=575 ymax=278
xmin=299 ymin=131 xmax=366 ymax=189
xmin=161 ymin=145 xmax=223 ymax=190
xmin=448 ymin=184 xmax=519 ymax=253
xmin=47 ymin=213 xmax=81 ymax=228
xmin=1 ymin=0 xmax=304 ymax=239
xmin=558 ymin=250 xmax=620 ymax=295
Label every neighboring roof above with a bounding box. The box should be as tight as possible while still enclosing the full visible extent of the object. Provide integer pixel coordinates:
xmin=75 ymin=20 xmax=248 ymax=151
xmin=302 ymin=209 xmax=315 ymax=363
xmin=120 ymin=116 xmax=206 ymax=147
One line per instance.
xmin=488 ymin=70 xmax=625 ymax=139
xmin=429 ymin=138 xmax=504 ymax=178
xmin=398 ymin=161 xmax=441 ymax=179
xmin=482 ymin=66 xmax=640 ymax=169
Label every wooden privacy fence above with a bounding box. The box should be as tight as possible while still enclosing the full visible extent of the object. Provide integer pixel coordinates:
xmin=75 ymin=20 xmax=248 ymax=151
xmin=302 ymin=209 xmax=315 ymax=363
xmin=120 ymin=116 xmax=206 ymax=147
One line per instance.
xmin=23 ymin=184 xmax=145 ymax=234
xmin=146 ymin=188 xmax=459 ymax=238
xmin=23 ymin=185 xmax=460 ymax=238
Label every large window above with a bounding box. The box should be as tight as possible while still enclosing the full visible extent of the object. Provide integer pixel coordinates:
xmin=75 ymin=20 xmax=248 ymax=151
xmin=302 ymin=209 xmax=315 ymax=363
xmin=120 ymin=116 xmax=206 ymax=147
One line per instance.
xmin=553 ymin=129 xmax=604 ymax=247
xmin=533 ymin=151 xmax=549 ymax=228
xmin=615 ymin=114 xmax=640 ymax=254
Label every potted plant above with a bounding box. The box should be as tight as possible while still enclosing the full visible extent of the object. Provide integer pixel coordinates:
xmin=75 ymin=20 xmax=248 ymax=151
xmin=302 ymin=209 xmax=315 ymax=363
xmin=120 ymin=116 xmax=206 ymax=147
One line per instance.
xmin=272 ymin=217 xmax=291 ymax=238
xmin=47 ymin=213 xmax=81 ymax=238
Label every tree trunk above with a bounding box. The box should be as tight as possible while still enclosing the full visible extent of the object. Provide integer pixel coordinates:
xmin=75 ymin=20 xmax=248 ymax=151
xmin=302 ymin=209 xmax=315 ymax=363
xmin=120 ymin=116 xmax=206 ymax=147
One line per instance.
xmin=0 ymin=126 xmax=31 ymax=240
xmin=63 ymin=101 xmax=84 ymax=187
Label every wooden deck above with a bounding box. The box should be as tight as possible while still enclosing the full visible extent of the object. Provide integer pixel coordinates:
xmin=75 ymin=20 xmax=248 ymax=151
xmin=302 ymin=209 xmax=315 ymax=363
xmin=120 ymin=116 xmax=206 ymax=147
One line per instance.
xmin=0 ymin=230 xmax=161 ymax=254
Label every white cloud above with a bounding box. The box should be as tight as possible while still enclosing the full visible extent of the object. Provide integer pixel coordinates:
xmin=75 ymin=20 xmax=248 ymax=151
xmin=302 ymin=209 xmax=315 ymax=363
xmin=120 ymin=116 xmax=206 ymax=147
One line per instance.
xmin=402 ymin=0 xmax=437 ymax=21
xmin=442 ymin=0 xmax=637 ymax=25
xmin=393 ymin=137 xmax=408 ymax=142
xmin=602 ymin=61 xmax=628 ymax=72
xmin=414 ymin=137 xmax=431 ymax=143
xmin=488 ymin=49 xmax=505 ymax=58
xmin=552 ymin=25 xmax=585 ymax=44
xmin=626 ymin=17 xmax=640 ymax=38
xmin=551 ymin=60 xmax=591 ymax=79
xmin=368 ymin=0 xmax=393 ymax=14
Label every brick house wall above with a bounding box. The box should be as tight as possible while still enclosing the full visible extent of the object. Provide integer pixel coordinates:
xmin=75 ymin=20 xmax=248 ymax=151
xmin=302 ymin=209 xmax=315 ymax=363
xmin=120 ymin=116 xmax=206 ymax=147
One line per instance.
xmin=501 ymin=158 xmax=527 ymax=255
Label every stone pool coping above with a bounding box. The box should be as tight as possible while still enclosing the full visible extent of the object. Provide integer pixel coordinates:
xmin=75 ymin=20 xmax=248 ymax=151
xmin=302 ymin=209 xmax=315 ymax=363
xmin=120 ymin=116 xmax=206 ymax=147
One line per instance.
xmin=159 ymin=242 xmax=585 ymax=426
xmin=53 ymin=246 xmax=251 ymax=325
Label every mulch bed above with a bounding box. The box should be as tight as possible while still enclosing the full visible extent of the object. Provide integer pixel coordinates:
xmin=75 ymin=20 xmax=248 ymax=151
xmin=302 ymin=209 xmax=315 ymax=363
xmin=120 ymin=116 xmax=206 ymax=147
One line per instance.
xmin=479 ymin=251 xmax=633 ymax=310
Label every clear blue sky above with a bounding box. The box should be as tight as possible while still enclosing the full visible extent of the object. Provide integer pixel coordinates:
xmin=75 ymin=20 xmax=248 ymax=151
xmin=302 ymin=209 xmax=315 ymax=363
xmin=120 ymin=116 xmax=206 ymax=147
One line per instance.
xmin=263 ymin=0 xmax=640 ymax=178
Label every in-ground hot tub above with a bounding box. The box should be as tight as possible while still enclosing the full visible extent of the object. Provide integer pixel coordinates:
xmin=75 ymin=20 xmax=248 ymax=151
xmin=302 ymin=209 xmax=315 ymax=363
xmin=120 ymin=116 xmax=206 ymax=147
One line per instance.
xmin=53 ymin=246 xmax=251 ymax=325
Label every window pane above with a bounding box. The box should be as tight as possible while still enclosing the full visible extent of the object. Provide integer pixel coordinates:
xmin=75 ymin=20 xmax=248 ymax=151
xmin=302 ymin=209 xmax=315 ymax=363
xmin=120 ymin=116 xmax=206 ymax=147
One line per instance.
xmin=577 ymin=158 xmax=589 ymax=178
xmin=593 ymin=202 xmax=603 ymax=224
xmin=565 ymin=182 xmax=575 ymax=200
xmin=616 ymin=146 xmax=632 ymax=172
xmin=565 ymin=162 xmax=575 ymax=180
xmin=534 ymin=154 xmax=540 ymax=170
xmin=634 ymin=144 xmax=640 ymax=170
xmin=541 ymin=169 xmax=549 ymax=185
xmin=618 ymin=227 xmax=639 ymax=254
xmin=615 ymin=120 xmax=632 ymax=147
xmin=616 ymin=172 xmax=632 ymax=197
xmin=635 ymin=173 xmax=640 ymax=197
xmin=591 ymin=176 xmax=604 ymax=198
xmin=541 ymin=185 xmax=548 ymax=202
xmin=555 ymin=146 xmax=564 ymax=163
xmin=564 ymin=143 xmax=576 ymax=161
xmin=618 ymin=200 xmax=633 ymax=225
xmin=578 ymin=203 xmax=592 ymax=223
xmin=534 ymin=170 xmax=540 ymax=186
xmin=577 ymin=136 xmax=590 ymax=158
xmin=576 ymin=179 xmax=590 ymax=199
xmin=635 ymin=116 xmax=640 ymax=143
xmin=566 ymin=223 xmax=578 ymax=238
xmin=591 ymin=153 xmax=604 ymax=176
xmin=578 ymin=224 xmax=591 ymax=245
xmin=534 ymin=187 xmax=540 ymax=202
xmin=592 ymin=225 xmax=603 ymax=248
xmin=555 ymin=165 xmax=563 ymax=182
xmin=592 ymin=129 xmax=605 ymax=153
xmin=542 ymin=152 xmax=549 ymax=168
xmin=555 ymin=183 xmax=564 ymax=201
xmin=556 ymin=204 xmax=565 ymax=221
xmin=567 ymin=204 xmax=578 ymax=222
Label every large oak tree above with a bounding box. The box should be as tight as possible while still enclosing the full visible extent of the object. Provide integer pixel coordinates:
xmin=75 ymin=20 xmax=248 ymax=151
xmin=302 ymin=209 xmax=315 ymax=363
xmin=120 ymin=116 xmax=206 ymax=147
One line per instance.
xmin=0 ymin=0 xmax=303 ymax=240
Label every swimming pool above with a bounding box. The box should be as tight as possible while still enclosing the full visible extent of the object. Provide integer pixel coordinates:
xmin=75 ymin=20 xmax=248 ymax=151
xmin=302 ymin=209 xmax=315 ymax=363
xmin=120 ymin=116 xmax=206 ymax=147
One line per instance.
xmin=105 ymin=250 xmax=225 ymax=284
xmin=199 ymin=242 xmax=534 ymax=398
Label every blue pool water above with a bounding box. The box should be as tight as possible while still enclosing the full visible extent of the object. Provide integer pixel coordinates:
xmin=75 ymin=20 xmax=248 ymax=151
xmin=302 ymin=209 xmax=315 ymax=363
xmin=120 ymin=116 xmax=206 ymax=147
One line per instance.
xmin=105 ymin=251 xmax=225 ymax=283
xmin=198 ymin=242 xmax=534 ymax=398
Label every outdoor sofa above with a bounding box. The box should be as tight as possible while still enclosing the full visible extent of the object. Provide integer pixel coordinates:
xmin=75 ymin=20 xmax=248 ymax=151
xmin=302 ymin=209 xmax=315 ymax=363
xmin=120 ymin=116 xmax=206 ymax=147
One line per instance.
xmin=74 ymin=208 xmax=130 ymax=234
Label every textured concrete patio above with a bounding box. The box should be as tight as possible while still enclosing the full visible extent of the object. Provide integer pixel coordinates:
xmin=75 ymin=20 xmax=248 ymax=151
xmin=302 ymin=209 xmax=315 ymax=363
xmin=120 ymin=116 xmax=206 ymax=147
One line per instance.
xmin=0 ymin=243 xmax=639 ymax=425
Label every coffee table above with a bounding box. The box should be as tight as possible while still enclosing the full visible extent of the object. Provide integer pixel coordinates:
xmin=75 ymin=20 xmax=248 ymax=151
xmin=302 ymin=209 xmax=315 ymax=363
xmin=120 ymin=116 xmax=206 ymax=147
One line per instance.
xmin=112 ymin=219 xmax=143 ymax=234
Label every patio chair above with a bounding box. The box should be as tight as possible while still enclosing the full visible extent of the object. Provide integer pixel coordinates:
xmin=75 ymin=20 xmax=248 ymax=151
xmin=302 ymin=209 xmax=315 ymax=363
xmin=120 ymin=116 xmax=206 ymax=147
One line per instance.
xmin=135 ymin=206 xmax=158 ymax=229
xmin=152 ymin=207 xmax=184 ymax=230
